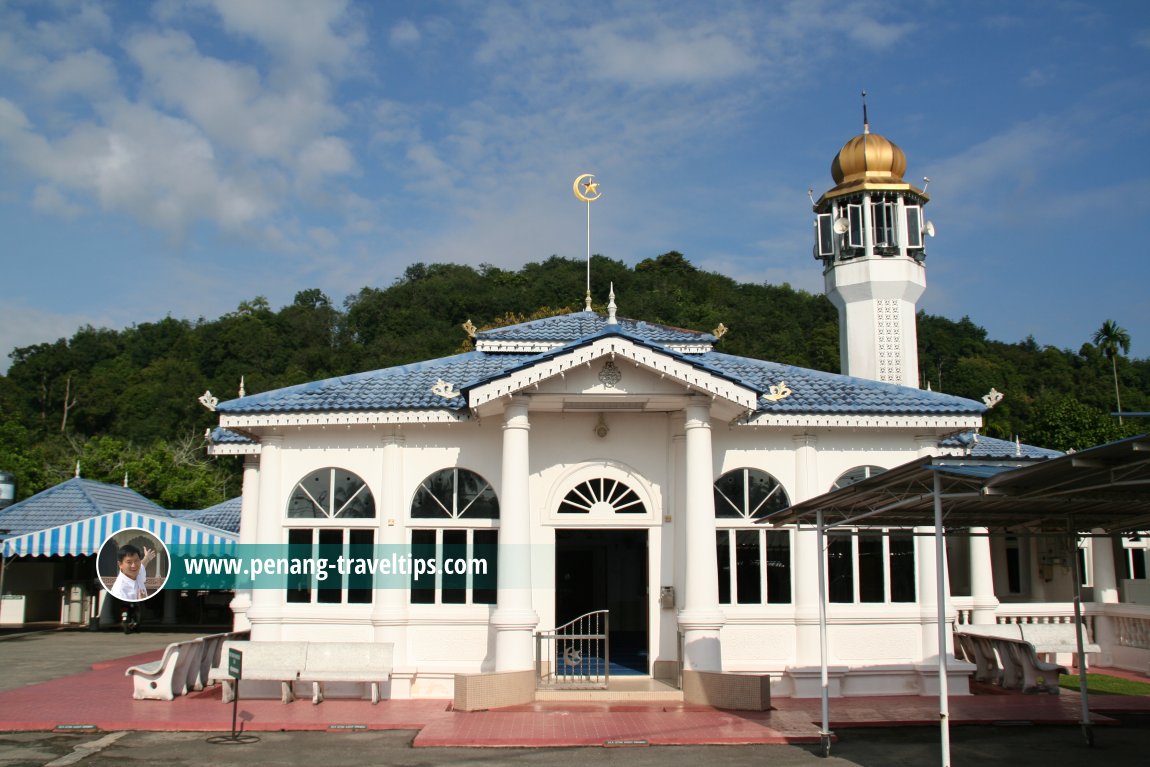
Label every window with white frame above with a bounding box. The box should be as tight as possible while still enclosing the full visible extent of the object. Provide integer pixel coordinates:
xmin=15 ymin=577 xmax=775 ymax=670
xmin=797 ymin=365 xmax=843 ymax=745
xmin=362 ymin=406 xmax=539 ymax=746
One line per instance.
xmin=831 ymin=465 xmax=886 ymax=491
xmin=1122 ymin=535 xmax=1149 ymax=580
xmin=285 ymin=467 xmax=376 ymax=605
xmin=1078 ymin=538 xmax=1094 ymax=588
xmin=714 ymin=468 xmax=792 ymax=604
xmin=409 ymin=468 xmax=498 ymax=605
xmin=558 ymin=478 xmax=645 ymax=515
xmin=827 ymin=530 xmax=916 ymax=603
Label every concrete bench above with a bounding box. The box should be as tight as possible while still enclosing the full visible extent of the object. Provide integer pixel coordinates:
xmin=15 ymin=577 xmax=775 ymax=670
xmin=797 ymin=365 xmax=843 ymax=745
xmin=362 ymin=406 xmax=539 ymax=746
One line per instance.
xmin=125 ymin=639 xmax=203 ymax=700
xmin=208 ymin=640 xmax=307 ymax=704
xmin=192 ymin=631 xmax=249 ymax=692
xmin=955 ymin=632 xmax=1066 ymax=694
xmin=1016 ymin=623 xmax=1100 ymax=662
xmin=298 ymin=642 xmax=394 ymax=704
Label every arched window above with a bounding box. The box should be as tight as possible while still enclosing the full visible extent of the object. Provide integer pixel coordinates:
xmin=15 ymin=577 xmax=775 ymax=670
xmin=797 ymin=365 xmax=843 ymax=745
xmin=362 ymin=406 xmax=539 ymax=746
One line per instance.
xmin=558 ymin=478 xmax=645 ymax=515
xmin=284 ymin=468 xmax=375 ymax=606
xmin=827 ymin=464 xmax=914 ymax=605
xmin=410 ymin=468 xmax=499 ymax=606
xmin=288 ymin=467 xmax=375 ymax=518
xmin=713 ymin=468 xmax=791 ymax=606
xmin=831 ymin=465 xmax=886 ymax=491
xmin=412 ymin=468 xmax=499 ymax=519
xmin=713 ymin=468 xmax=789 ymax=519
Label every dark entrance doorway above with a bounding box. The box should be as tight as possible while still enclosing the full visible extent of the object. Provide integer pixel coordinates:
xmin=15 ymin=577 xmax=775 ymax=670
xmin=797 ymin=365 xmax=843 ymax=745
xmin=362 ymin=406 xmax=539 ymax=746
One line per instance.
xmin=555 ymin=529 xmax=648 ymax=674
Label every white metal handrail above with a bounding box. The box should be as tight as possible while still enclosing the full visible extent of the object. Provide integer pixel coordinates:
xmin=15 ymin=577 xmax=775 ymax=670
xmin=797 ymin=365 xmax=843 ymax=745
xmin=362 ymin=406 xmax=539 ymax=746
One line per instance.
xmin=535 ymin=609 xmax=609 ymax=689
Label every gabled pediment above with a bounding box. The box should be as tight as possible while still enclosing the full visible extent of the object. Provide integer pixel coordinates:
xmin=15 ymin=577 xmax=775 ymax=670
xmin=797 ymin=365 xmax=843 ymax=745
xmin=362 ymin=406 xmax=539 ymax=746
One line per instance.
xmin=467 ymin=335 xmax=757 ymax=418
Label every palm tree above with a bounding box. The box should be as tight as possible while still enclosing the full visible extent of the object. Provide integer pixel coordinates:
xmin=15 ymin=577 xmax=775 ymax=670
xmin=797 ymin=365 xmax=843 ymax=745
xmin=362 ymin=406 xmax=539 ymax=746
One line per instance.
xmin=1092 ymin=319 xmax=1131 ymax=423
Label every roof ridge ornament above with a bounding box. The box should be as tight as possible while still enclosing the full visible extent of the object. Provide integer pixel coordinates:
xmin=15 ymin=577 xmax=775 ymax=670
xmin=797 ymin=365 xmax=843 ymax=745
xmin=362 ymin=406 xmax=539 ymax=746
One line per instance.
xmin=763 ymin=381 xmax=793 ymax=402
xmin=607 ymin=283 xmax=617 ymax=325
xmin=982 ymin=388 xmax=1004 ymax=409
xmin=198 ymin=390 xmax=218 ymax=411
xmin=462 ymin=319 xmax=477 ymax=338
xmin=573 ymin=172 xmax=601 ymax=312
xmin=431 ymin=379 xmax=461 ymax=399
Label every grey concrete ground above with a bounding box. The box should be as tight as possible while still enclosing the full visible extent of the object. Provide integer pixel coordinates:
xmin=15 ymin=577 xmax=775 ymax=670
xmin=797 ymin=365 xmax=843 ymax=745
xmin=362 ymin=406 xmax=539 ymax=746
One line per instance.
xmin=0 ymin=629 xmax=1147 ymax=766
xmin=0 ymin=630 xmax=202 ymax=692
xmin=1 ymin=723 xmax=1148 ymax=767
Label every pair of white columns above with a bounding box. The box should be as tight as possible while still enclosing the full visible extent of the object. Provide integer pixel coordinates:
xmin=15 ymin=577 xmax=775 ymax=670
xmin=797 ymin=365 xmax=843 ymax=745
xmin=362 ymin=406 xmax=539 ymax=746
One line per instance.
xmin=491 ymin=398 xmax=726 ymax=672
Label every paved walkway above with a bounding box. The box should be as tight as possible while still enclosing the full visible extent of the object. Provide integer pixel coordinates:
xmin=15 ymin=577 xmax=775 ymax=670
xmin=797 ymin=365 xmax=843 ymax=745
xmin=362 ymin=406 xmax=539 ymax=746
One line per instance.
xmin=1 ymin=629 xmax=1149 ymax=747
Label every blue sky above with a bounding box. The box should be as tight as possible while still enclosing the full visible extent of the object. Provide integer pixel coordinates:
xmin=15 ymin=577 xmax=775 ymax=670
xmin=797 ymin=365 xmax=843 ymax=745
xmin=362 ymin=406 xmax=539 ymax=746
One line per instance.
xmin=2 ymin=0 xmax=1148 ymax=375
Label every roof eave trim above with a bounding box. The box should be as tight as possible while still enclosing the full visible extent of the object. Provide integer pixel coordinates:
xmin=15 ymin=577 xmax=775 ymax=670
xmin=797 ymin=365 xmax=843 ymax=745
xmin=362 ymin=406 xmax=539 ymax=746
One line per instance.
xmin=218 ymin=409 xmax=472 ymax=429
xmin=737 ymin=413 xmax=984 ymax=430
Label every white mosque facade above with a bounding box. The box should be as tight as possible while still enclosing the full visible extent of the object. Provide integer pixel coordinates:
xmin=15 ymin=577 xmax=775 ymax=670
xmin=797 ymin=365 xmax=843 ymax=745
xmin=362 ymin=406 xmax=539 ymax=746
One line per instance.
xmin=209 ymin=122 xmax=1067 ymax=699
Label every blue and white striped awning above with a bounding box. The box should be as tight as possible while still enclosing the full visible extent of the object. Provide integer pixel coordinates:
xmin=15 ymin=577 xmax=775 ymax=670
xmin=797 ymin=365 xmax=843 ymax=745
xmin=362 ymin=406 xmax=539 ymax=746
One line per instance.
xmin=1 ymin=510 xmax=237 ymax=558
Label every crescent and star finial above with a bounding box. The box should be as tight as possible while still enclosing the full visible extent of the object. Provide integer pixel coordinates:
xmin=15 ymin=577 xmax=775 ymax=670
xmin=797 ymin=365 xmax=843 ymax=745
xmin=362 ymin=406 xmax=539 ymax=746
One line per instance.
xmin=573 ymin=173 xmax=601 ymax=202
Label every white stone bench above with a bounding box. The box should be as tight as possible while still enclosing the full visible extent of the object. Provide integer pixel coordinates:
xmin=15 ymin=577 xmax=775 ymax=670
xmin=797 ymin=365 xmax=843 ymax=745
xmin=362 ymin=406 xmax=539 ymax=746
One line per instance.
xmin=125 ymin=639 xmax=203 ymax=700
xmin=955 ymin=631 xmax=1066 ymax=694
xmin=1016 ymin=623 xmax=1100 ymax=663
xmin=192 ymin=631 xmax=249 ymax=691
xmin=208 ymin=640 xmax=307 ymax=704
xmin=298 ymin=642 xmax=394 ymax=704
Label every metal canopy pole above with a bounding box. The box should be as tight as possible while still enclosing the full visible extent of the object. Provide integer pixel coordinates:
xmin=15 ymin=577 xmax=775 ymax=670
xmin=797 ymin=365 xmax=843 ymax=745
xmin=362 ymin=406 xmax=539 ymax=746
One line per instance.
xmin=817 ymin=510 xmax=832 ymax=758
xmin=932 ymin=472 xmax=951 ymax=767
xmin=1068 ymin=518 xmax=1094 ymax=746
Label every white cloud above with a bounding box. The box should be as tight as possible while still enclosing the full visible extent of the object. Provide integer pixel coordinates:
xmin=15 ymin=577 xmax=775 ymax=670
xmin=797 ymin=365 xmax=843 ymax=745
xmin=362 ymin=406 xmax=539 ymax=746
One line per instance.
xmin=37 ymin=48 xmax=118 ymax=98
xmin=576 ymin=20 xmax=756 ymax=88
xmin=32 ymin=184 xmax=84 ymax=217
xmin=389 ymin=19 xmax=421 ymax=47
xmin=203 ymin=0 xmax=364 ymax=72
xmin=0 ymin=96 xmax=277 ymax=235
xmin=125 ymin=31 xmax=346 ymax=164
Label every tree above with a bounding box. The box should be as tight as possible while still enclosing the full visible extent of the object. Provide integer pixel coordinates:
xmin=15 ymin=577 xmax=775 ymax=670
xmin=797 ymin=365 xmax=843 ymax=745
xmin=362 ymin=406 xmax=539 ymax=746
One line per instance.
xmin=1026 ymin=395 xmax=1126 ymax=453
xmin=1092 ymin=320 xmax=1131 ymax=423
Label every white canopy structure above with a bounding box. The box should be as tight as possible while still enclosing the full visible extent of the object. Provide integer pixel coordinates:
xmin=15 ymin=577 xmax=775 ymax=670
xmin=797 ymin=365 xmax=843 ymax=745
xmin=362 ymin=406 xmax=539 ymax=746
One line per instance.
xmin=764 ymin=434 xmax=1150 ymax=764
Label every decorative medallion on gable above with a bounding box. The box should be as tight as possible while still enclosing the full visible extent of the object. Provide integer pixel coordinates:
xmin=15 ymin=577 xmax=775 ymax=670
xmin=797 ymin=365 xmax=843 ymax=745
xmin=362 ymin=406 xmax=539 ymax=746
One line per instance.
xmin=598 ymin=360 xmax=622 ymax=388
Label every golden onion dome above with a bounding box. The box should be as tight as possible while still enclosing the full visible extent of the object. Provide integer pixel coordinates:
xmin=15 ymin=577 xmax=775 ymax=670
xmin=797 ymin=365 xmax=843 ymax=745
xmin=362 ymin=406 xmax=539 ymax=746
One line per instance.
xmin=830 ymin=129 xmax=907 ymax=184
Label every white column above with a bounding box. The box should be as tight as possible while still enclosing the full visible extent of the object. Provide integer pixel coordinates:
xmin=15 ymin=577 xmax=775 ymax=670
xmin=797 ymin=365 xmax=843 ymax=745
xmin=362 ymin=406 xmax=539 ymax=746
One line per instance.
xmin=861 ymin=192 xmax=874 ymax=259
xmin=792 ymin=434 xmax=823 ymax=666
xmin=248 ymin=435 xmax=283 ymax=640
xmin=917 ymin=525 xmax=947 ymax=660
xmin=969 ymin=527 xmax=999 ymax=625
xmin=1091 ymin=530 xmax=1119 ymax=603
xmin=492 ymin=398 xmax=538 ymax=671
xmin=229 ymin=455 xmax=260 ymax=632
xmin=1090 ymin=529 xmax=1119 ymax=667
xmin=373 ymin=431 xmax=408 ymax=652
xmin=677 ymin=400 xmax=724 ymax=671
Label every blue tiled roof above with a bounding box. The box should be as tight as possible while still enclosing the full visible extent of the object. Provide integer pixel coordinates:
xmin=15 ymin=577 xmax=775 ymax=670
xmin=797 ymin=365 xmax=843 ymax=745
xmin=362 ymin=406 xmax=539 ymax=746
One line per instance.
xmin=0 ymin=478 xmax=169 ymax=538
xmin=218 ymin=352 xmax=522 ymax=414
xmin=699 ymin=353 xmax=984 ymax=415
xmin=178 ymin=497 xmax=241 ymax=533
xmin=214 ymin=313 xmax=984 ymax=418
xmin=940 ymin=432 xmax=1062 ymax=459
xmin=478 ymin=312 xmax=714 ymax=344
xmin=210 ymin=427 xmax=256 ymax=445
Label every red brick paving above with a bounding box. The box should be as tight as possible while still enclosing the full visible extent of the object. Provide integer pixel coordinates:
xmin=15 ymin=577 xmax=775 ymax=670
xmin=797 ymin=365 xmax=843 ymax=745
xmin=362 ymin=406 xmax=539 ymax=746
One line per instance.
xmin=2 ymin=648 xmax=1149 ymax=747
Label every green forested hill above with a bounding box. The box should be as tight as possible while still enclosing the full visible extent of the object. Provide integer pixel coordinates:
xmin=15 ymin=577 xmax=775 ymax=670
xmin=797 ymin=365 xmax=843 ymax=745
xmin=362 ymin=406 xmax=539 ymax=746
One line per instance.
xmin=2 ymin=252 xmax=1145 ymax=505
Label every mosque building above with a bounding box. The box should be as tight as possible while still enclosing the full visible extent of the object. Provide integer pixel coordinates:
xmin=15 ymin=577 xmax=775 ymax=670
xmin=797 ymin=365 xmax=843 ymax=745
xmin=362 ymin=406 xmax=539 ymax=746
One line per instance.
xmin=209 ymin=117 xmax=1062 ymax=700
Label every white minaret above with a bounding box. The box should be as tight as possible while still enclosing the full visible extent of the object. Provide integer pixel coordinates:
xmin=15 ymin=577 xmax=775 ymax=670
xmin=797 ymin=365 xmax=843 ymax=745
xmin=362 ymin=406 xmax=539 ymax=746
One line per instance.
xmin=813 ymin=102 xmax=933 ymax=388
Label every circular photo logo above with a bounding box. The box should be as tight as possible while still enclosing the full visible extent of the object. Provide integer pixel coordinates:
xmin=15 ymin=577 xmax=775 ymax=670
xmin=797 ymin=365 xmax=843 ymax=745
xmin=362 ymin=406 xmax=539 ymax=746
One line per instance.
xmin=97 ymin=528 xmax=170 ymax=603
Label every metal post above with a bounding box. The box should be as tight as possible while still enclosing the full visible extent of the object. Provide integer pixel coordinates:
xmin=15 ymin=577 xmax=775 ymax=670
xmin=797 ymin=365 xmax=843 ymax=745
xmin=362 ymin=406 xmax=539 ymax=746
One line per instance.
xmin=933 ymin=472 xmax=951 ymax=767
xmin=1069 ymin=519 xmax=1094 ymax=746
xmin=816 ymin=511 xmax=832 ymax=758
